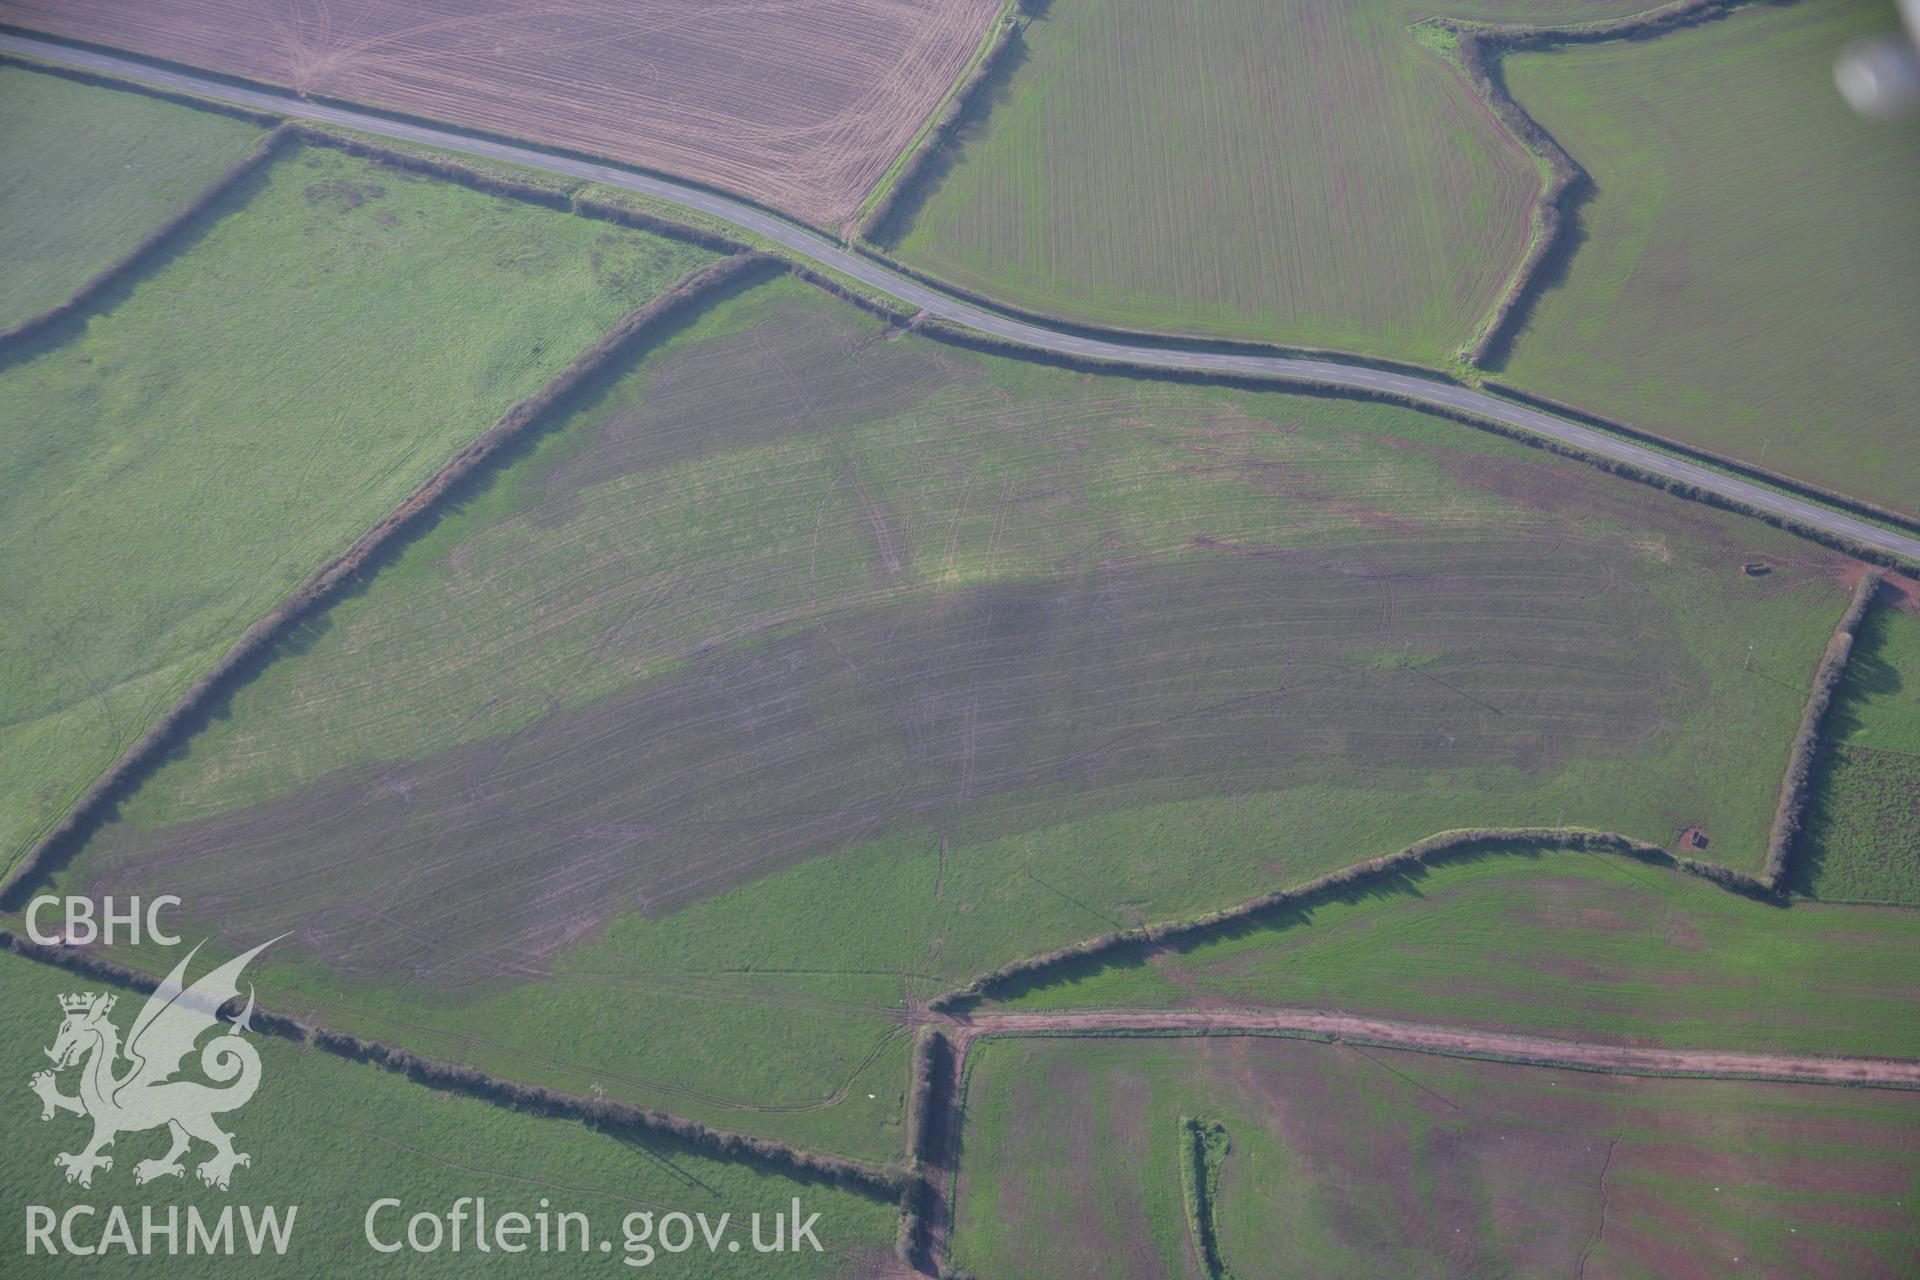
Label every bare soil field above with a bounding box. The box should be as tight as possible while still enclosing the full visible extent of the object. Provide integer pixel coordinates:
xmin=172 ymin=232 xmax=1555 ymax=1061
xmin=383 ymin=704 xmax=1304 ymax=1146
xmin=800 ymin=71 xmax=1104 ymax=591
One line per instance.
xmin=0 ymin=0 xmax=1002 ymax=224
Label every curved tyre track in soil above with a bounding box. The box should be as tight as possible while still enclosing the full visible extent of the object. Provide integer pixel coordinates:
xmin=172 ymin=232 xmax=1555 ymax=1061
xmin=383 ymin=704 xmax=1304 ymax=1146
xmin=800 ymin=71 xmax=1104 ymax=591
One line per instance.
xmin=5 ymin=31 xmax=1918 ymax=567
xmin=920 ymin=1008 xmax=1920 ymax=1268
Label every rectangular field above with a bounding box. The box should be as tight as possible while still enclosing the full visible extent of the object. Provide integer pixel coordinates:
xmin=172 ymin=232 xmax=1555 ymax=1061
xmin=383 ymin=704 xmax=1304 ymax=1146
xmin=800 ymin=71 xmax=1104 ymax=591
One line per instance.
xmin=993 ymin=848 xmax=1920 ymax=1061
xmin=0 ymin=0 xmax=1004 ymax=226
xmin=0 ymin=952 xmax=899 ymax=1277
xmin=0 ymin=131 xmax=718 ymax=877
xmin=1794 ymin=588 xmax=1920 ymax=904
xmin=1500 ymin=0 xmax=1920 ymax=515
xmin=951 ymin=1034 xmax=1920 ymax=1278
xmin=0 ymin=62 xmax=262 ymax=328
xmin=19 ymin=270 xmax=1888 ymax=1161
xmin=883 ymin=0 xmax=1548 ymax=360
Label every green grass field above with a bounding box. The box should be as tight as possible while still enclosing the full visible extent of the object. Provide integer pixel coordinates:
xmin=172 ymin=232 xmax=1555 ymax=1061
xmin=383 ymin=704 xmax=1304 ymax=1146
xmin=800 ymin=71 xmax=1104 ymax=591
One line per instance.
xmin=15 ymin=270 xmax=1880 ymax=1163
xmin=994 ymin=848 xmax=1920 ymax=1060
xmin=882 ymin=0 xmax=1541 ymax=360
xmin=1500 ymin=0 xmax=1920 ymax=516
xmin=877 ymin=0 xmax=1672 ymax=361
xmin=1794 ymin=595 xmax=1920 ymax=904
xmin=0 ymin=137 xmax=718 ymax=876
xmin=0 ymin=952 xmax=897 ymax=1276
xmin=0 ymin=65 xmax=264 ymax=330
xmin=950 ymin=1034 xmax=1920 ymax=1278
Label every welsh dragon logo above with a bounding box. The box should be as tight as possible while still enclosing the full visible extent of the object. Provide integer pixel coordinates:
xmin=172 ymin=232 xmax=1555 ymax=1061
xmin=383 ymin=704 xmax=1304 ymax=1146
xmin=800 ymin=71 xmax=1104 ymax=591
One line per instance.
xmin=29 ymin=938 xmax=280 ymax=1190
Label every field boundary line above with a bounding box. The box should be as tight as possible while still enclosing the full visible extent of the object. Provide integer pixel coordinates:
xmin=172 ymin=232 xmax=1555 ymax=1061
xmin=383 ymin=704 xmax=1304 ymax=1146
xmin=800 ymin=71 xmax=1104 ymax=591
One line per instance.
xmin=903 ymin=319 xmax=1920 ymax=571
xmin=858 ymin=237 xmax=1472 ymax=381
xmin=850 ymin=0 xmax=1025 ymax=241
xmin=0 ymin=46 xmax=278 ymax=127
xmin=1476 ymin=380 xmax=1920 ymax=541
xmin=0 ymin=122 xmax=292 ymax=353
xmin=1175 ymin=1115 xmax=1232 ymax=1280
xmin=0 ymin=929 xmax=906 ymax=1200
xmin=1419 ymin=0 xmax=1760 ymax=368
xmin=1764 ymin=569 xmax=1885 ymax=885
xmin=925 ymin=828 xmax=1758 ymax=1015
xmin=0 ymin=251 xmax=778 ymax=903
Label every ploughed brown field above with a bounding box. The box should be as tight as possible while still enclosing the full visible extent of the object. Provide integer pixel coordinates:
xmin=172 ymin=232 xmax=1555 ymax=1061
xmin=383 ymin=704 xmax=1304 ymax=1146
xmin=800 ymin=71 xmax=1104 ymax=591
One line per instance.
xmin=0 ymin=0 xmax=1001 ymax=224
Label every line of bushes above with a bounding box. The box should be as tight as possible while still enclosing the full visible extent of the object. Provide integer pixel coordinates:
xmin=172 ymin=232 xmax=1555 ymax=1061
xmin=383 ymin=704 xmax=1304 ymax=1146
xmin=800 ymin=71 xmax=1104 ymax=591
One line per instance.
xmin=286 ymin=128 xmax=931 ymax=333
xmin=0 ymin=927 xmax=904 ymax=1197
xmin=1176 ymin=1117 xmax=1233 ymax=1280
xmin=1763 ymin=570 xmax=1884 ymax=886
xmin=306 ymin=1027 xmax=906 ymax=1197
xmin=894 ymin=1028 xmax=953 ymax=1268
xmin=569 ymin=192 xmax=746 ymax=255
xmin=787 ymin=263 xmax=920 ymax=329
xmin=1676 ymin=857 xmax=1777 ymax=901
xmin=284 ymin=124 xmax=571 ymax=210
xmin=904 ymin=317 xmax=1918 ymax=574
xmin=1482 ymin=381 xmax=1920 ymax=541
xmin=894 ymin=1177 xmax=930 ymax=1272
xmin=0 ymin=251 xmax=776 ymax=910
xmin=1443 ymin=28 xmax=1583 ymax=367
xmin=285 ymin=129 xmax=753 ymax=258
xmin=0 ymin=123 xmax=294 ymax=352
xmin=879 ymin=258 xmax=1472 ymax=383
xmin=1434 ymin=0 xmax=1756 ymax=366
xmin=277 ymin=126 xmax=941 ymax=335
xmin=928 ymin=827 xmax=1674 ymax=1011
xmin=903 ymin=1028 xmax=949 ymax=1166
xmin=0 ymin=929 xmax=312 ymax=1042
xmin=0 ymin=49 xmax=281 ymax=127
xmin=852 ymin=1 xmax=1029 ymax=243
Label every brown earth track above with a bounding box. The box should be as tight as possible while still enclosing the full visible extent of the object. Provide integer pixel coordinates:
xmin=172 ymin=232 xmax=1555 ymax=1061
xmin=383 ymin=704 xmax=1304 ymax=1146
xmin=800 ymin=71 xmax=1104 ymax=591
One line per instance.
xmin=941 ymin=1009 xmax=1920 ymax=1089
xmin=0 ymin=0 xmax=1002 ymax=225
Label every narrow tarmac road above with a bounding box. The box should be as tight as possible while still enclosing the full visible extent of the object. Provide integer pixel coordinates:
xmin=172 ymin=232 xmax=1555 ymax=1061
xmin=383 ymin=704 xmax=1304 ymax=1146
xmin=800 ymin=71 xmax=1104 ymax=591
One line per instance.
xmin=7 ymin=31 xmax=1918 ymax=565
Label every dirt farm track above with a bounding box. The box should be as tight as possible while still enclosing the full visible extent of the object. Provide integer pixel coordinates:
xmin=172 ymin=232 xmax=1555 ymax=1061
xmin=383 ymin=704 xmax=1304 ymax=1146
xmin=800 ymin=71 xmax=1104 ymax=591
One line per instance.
xmin=947 ymin=1009 xmax=1920 ymax=1090
xmin=0 ymin=0 xmax=1002 ymax=224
